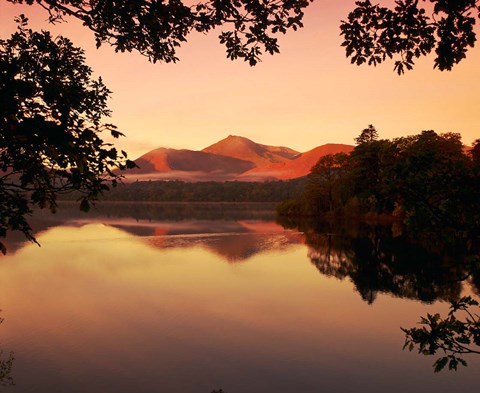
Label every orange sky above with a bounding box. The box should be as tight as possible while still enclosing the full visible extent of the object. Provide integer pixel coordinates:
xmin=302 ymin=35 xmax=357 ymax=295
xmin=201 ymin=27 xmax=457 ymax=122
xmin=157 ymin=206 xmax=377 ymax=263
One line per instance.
xmin=1 ymin=0 xmax=479 ymax=159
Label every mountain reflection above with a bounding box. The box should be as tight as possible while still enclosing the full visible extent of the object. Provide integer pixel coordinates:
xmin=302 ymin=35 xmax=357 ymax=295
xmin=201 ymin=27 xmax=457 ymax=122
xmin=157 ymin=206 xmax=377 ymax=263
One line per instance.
xmin=136 ymin=219 xmax=302 ymax=263
xmin=2 ymin=202 xmax=278 ymax=255
xmin=278 ymin=217 xmax=479 ymax=304
xmin=5 ymin=202 xmax=479 ymax=304
xmin=4 ymin=202 xmax=300 ymax=263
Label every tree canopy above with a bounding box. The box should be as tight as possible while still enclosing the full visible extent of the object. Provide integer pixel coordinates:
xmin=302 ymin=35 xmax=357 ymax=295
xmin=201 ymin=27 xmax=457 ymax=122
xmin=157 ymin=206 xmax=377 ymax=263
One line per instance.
xmin=278 ymin=127 xmax=480 ymax=233
xmin=11 ymin=1 xmax=479 ymax=70
xmin=7 ymin=0 xmax=312 ymax=66
xmin=0 ymin=16 xmax=135 ymax=253
xmin=341 ymin=0 xmax=480 ymax=74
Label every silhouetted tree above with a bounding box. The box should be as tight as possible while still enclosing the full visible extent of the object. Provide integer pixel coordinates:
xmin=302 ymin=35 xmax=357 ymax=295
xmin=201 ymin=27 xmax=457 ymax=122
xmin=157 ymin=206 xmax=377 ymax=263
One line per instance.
xmin=278 ymin=127 xmax=479 ymax=232
xmin=341 ymin=0 xmax=480 ymax=74
xmin=306 ymin=153 xmax=348 ymax=213
xmin=350 ymin=130 xmax=396 ymax=212
xmin=402 ymin=296 xmax=480 ymax=372
xmin=471 ymin=139 xmax=480 ymax=162
xmin=7 ymin=0 xmax=312 ymax=66
xmin=0 ymin=17 xmax=135 ymax=253
xmin=9 ymin=1 xmax=480 ymax=70
xmin=354 ymin=124 xmax=378 ymax=145
xmin=392 ymin=131 xmax=470 ymax=229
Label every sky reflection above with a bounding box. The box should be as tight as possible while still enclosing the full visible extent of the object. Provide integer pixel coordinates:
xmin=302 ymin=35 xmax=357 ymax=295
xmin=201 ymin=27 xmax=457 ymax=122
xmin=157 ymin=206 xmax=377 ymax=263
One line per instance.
xmin=0 ymin=222 xmax=478 ymax=392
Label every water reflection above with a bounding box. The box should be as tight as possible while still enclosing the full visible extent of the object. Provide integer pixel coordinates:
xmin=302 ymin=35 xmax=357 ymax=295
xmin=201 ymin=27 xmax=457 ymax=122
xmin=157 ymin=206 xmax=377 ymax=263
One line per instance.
xmin=1 ymin=204 xmax=479 ymax=392
xmin=2 ymin=202 xmax=277 ymax=255
xmin=298 ymin=220 xmax=478 ymax=304
xmin=5 ymin=203 xmax=479 ymax=302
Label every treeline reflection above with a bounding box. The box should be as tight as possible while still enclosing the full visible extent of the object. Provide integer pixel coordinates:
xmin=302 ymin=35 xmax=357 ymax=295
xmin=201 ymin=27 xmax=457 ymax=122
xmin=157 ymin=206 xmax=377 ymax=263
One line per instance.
xmin=61 ymin=201 xmax=278 ymax=222
xmin=278 ymin=217 xmax=479 ymax=304
xmin=9 ymin=202 xmax=480 ymax=305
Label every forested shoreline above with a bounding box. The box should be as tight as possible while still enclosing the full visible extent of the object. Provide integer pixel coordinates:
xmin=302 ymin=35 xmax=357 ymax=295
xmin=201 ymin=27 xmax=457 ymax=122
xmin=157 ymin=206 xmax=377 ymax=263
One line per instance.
xmin=59 ymin=178 xmax=307 ymax=203
xmin=277 ymin=127 xmax=480 ymax=232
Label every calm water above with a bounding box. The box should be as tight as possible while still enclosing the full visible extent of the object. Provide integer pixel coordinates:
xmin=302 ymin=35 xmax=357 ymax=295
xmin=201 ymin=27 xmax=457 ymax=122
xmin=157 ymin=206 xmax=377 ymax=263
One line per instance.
xmin=0 ymin=202 xmax=478 ymax=393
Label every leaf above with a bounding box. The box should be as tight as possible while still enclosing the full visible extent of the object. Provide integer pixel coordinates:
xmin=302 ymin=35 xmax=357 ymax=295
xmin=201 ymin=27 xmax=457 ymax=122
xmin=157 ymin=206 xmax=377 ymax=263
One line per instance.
xmin=433 ymin=357 xmax=448 ymax=373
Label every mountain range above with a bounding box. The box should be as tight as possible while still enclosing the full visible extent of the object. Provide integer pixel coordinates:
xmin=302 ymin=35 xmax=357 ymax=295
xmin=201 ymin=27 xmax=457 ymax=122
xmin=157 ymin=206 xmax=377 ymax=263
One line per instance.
xmin=125 ymin=135 xmax=354 ymax=182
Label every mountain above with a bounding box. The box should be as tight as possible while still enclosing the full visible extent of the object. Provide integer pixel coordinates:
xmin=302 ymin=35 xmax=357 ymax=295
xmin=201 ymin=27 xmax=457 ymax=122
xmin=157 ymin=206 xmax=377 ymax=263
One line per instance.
xmin=202 ymin=135 xmax=299 ymax=167
xmin=238 ymin=144 xmax=354 ymax=180
xmin=126 ymin=147 xmax=255 ymax=181
xmin=125 ymin=136 xmax=354 ymax=182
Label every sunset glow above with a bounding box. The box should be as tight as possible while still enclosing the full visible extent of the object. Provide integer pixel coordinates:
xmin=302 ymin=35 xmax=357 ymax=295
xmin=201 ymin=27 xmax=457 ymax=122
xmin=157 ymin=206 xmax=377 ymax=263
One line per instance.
xmin=1 ymin=0 xmax=478 ymax=159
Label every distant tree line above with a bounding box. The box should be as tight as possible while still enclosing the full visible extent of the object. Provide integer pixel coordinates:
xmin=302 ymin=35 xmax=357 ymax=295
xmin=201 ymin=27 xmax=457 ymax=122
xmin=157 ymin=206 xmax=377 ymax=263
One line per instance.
xmin=278 ymin=126 xmax=480 ymax=232
xmin=59 ymin=178 xmax=307 ymax=203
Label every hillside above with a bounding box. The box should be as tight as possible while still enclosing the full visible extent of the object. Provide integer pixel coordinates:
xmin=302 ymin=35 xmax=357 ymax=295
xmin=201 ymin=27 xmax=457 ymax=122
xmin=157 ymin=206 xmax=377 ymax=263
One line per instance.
xmin=126 ymin=147 xmax=256 ymax=181
xmin=202 ymin=135 xmax=299 ymax=167
xmin=238 ymin=144 xmax=354 ymax=180
xmin=125 ymin=136 xmax=355 ymax=182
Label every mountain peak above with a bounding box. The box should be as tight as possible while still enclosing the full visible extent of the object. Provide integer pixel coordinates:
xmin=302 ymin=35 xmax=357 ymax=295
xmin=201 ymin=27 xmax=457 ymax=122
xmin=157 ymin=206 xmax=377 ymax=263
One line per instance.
xmin=126 ymin=135 xmax=354 ymax=183
xmin=203 ymin=135 xmax=299 ymax=167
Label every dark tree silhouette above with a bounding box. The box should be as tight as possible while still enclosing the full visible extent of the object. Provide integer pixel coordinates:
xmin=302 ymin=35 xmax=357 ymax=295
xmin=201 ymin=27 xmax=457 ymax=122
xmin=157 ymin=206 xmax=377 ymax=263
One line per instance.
xmin=341 ymin=0 xmax=479 ymax=74
xmin=471 ymin=139 xmax=480 ymax=162
xmin=354 ymin=124 xmax=378 ymax=145
xmin=0 ymin=16 xmax=135 ymax=253
xmin=306 ymin=153 xmax=349 ymax=213
xmin=402 ymin=296 xmax=480 ymax=372
xmin=278 ymin=127 xmax=480 ymax=232
xmin=7 ymin=0 xmax=312 ymax=66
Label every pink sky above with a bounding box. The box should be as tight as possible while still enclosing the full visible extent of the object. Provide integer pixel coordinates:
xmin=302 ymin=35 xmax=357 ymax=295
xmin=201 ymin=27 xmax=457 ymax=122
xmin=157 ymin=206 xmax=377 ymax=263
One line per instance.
xmin=1 ymin=0 xmax=479 ymax=159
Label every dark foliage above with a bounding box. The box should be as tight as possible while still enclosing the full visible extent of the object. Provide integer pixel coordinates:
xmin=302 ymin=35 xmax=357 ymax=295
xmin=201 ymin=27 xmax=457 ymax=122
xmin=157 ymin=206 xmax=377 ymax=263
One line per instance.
xmin=402 ymin=296 xmax=480 ymax=372
xmin=341 ymin=0 xmax=480 ymax=73
xmin=60 ymin=177 xmax=307 ymax=203
xmin=278 ymin=126 xmax=480 ymax=233
xmin=0 ymin=17 xmax=135 ymax=253
xmin=8 ymin=0 xmax=312 ymax=66
xmin=277 ymin=216 xmax=480 ymax=372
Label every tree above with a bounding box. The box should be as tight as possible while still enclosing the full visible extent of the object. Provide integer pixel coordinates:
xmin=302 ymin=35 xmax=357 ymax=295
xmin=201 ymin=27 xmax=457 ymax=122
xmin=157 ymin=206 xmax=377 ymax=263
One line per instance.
xmin=350 ymin=127 xmax=397 ymax=213
xmin=471 ymin=139 xmax=480 ymax=162
xmin=7 ymin=0 xmax=312 ymax=66
xmin=402 ymin=296 xmax=480 ymax=372
xmin=306 ymin=153 xmax=348 ymax=213
xmin=354 ymin=124 xmax=378 ymax=145
xmin=341 ymin=0 xmax=480 ymax=74
xmin=391 ymin=131 xmax=471 ymax=229
xmin=0 ymin=16 xmax=135 ymax=253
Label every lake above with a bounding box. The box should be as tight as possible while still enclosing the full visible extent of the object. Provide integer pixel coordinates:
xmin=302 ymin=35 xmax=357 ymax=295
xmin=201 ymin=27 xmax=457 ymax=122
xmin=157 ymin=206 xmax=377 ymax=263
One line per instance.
xmin=0 ymin=202 xmax=478 ymax=393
